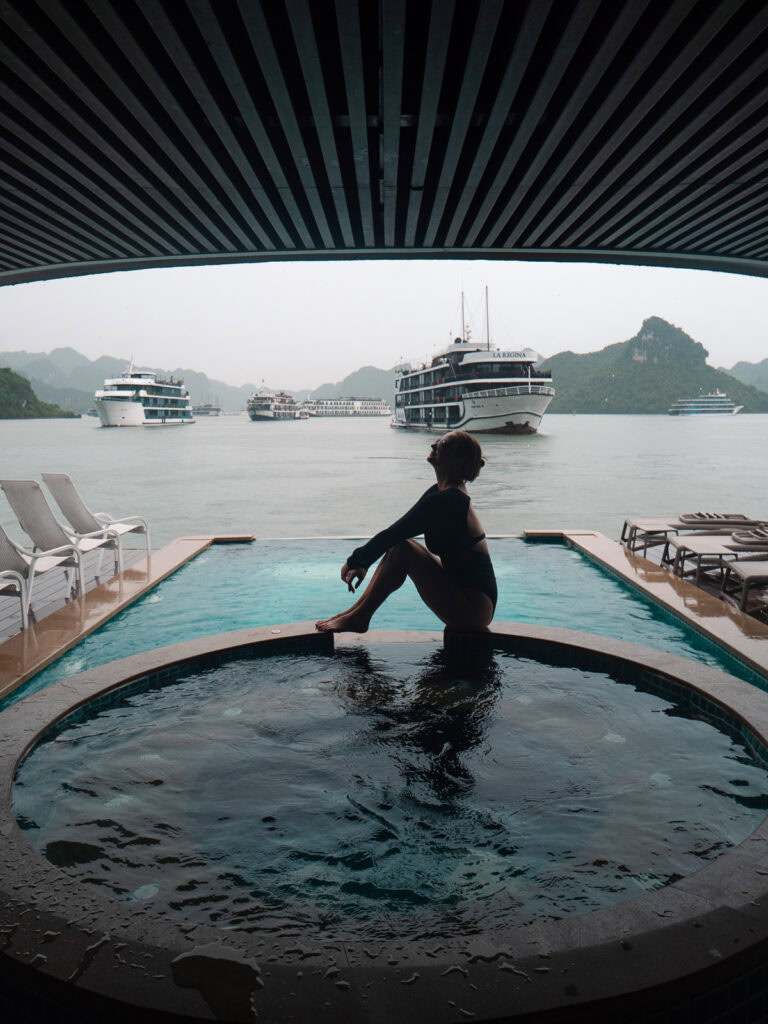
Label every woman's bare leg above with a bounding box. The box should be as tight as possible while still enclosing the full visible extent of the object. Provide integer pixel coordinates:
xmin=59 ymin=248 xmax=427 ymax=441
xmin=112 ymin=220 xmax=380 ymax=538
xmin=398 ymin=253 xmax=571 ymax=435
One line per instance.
xmin=316 ymin=540 xmax=493 ymax=633
xmin=316 ymin=543 xmax=411 ymax=632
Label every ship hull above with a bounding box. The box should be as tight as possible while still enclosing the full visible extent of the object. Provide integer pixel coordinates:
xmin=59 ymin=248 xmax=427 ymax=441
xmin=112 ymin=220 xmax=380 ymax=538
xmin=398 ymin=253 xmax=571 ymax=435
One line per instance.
xmin=392 ymin=390 xmax=554 ymax=435
xmin=247 ymin=411 xmax=298 ymax=421
xmin=94 ymin=399 xmax=194 ymax=426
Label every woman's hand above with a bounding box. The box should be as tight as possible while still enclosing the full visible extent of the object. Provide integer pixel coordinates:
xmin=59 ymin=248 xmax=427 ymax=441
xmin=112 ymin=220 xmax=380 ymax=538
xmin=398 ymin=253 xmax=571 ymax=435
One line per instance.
xmin=341 ymin=562 xmax=366 ymax=593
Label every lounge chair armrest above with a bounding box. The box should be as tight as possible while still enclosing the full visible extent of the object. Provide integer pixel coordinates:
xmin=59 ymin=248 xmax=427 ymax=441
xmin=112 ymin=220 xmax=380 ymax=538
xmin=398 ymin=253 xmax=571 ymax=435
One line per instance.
xmin=0 ymin=569 xmax=25 ymax=587
xmin=94 ymin=513 xmax=147 ymax=528
xmin=30 ymin=542 xmax=79 ymax=559
xmin=70 ymin=526 xmax=120 ymax=540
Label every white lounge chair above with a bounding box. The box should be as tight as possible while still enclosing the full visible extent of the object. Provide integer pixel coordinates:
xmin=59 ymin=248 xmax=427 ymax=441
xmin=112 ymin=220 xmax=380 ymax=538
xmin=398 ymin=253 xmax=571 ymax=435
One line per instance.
xmin=0 ymin=522 xmax=81 ymax=628
xmin=0 ymin=478 xmax=120 ymax=581
xmin=42 ymin=473 xmax=150 ymax=565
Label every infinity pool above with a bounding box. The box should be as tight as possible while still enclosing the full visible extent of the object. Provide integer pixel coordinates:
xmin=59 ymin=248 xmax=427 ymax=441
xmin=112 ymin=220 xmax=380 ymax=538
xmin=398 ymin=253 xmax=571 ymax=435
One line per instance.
xmin=2 ymin=538 xmax=761 ymax=712
xmin=14 ymin=640 xmax=768 ymax=936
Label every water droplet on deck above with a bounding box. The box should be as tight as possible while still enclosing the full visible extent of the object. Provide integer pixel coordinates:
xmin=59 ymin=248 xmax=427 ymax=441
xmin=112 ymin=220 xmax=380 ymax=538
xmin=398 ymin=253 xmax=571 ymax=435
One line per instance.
xmin=130 ymin=884 xmax=159 ymax=901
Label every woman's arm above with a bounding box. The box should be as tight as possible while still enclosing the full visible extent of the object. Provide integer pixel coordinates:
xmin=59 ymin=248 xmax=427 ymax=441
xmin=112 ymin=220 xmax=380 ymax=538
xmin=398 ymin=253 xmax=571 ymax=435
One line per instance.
xmin=346 ymin=486 xmax=437 ymax=571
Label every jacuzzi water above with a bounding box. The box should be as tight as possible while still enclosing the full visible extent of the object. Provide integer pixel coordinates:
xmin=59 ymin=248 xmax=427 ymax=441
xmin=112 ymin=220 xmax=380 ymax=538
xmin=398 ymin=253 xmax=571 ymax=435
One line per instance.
xmin=14 ymin=641 xmax=768 ymax=939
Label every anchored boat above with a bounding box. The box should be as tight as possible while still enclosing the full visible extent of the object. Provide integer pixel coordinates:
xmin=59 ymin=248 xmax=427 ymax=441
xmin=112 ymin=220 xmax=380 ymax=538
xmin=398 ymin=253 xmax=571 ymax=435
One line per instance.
xmin=668 ymin=391 xmax=743 ymax=416
xmin=94 ymin=364 xmax=195 ymax=427
xmin=300 ymin=397 xmax=391 ymax=417
xmin=246 ymin=389 xmax=300 ymax=420
xmin=392 ymin=291 xmax=554 ymax=435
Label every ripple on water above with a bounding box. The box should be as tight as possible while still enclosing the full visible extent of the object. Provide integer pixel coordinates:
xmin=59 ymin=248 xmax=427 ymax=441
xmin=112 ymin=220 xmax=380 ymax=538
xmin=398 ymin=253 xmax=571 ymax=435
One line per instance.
xmin=12 ymin=642 xmax=768 ymax=940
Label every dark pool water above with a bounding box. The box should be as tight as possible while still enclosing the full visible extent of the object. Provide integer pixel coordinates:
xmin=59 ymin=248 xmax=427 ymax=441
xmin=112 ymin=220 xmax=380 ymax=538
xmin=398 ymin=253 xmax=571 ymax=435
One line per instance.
xmin=13 ymin=642 xmax=768 ymax=939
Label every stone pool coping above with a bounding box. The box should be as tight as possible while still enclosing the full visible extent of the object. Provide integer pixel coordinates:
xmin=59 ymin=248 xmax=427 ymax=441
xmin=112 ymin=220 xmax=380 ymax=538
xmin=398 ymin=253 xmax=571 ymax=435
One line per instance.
xmin=4 ymin=624 xmax=768 ymax=1021
xmin=559 ymin=530 xmax=768 ymax=682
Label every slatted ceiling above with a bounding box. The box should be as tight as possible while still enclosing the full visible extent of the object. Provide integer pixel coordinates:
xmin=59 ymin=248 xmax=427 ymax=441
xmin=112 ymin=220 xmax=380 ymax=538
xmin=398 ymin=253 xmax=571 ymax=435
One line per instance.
xmin=336 ymin=0 xmax=376 ymax=247
xmin=3 ymin=0 xmax=768 ymax=284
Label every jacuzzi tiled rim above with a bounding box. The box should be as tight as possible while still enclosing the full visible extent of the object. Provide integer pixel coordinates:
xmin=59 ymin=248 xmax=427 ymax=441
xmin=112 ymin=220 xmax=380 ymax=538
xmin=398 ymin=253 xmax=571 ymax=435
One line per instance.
xmin=3 ymin=623 xmax=768 ymax=1024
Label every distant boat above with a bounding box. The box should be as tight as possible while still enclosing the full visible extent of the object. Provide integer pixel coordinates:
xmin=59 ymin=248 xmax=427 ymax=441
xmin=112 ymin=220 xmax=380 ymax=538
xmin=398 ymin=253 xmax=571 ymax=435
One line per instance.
xmin=192 ymin=402 xmax=221 ymax=417
xmin=668 ymin=391 xmax=743 ymax=416
xmin=300 ymin=397 xmax=392 ymax=417
xmin=94 ymin=363 xmax=195 ymax=427
xmin=246 ymin=389 xmax=300 ymax=421
xmin=85 ymin=407 xmax=99 ymax=417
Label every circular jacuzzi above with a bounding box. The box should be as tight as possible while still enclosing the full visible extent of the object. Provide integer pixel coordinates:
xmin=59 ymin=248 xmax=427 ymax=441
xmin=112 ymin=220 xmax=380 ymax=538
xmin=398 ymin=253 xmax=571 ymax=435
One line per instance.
xmin=3 ymin=623 xmax=768 ymax=1023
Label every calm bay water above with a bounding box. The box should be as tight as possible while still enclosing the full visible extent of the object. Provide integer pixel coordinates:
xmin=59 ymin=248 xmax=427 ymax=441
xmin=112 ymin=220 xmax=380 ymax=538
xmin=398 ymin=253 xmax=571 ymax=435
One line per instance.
xmin=1 ymin=414 xmax=767 ymax=546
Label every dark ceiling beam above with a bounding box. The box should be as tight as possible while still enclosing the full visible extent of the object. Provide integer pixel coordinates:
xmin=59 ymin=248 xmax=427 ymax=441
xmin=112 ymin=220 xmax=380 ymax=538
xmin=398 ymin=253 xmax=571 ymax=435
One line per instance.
xmin=421 ymin=0 xmax=505 ymax=248
xmin=461 ymin=0 xmax=603 ymax=249
xmin=441 ymin=0 xmax=552 ymax=249
xmin=287 ymin=0 xmax=355 ymax=247
xmin=381 ymin=0 xmax=406 ymax=248
xmin=186 ymin=1 xmax=315 ymax=249
xmin=237 ymin=0 xmax=336 ymax=249
xmin=2 ymin=0 xmax=768 ymax=284
xmin=335 ymin=0 xmax=376 ymax=247
xmin=509 ymin=0 xmax=667 ymax=248
xmin=148 ymin=0 xmax=290 ymax=250
xmin=12 ymin=0 xmax=214 ymax=255
xmin=403 ymin=0 xmax=454 ymax=248
xmin=545 ymin=1 xmax=768 ymax=248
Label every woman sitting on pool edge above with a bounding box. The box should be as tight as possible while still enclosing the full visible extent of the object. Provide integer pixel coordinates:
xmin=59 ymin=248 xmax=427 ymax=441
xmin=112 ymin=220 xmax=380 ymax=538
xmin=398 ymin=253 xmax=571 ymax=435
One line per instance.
xmin=316 ymin=430 xmax=497 ymax=633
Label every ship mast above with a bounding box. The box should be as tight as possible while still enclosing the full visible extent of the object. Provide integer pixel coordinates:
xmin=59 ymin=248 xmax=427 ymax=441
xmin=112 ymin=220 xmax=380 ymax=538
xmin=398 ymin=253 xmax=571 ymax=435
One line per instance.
xmin=485 ymin=286 xmax=490 ymax=350
xmin=461 ymin=291 xmax=465 ymax=343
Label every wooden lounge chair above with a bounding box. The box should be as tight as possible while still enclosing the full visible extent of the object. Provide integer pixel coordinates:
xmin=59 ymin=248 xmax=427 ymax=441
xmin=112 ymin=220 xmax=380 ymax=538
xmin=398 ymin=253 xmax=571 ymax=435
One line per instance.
xmin=720 ymin=560 xmax=768 ymax=611
xmin=730 ymin=526 xmax=768 ymax=546
xmin=42 ymin=473 xmax=150 ymax=564
xmin=0 ymin=479 xmax=121 ymax=580
xmin=620 ymin=513 xmax=758 ymax=556
xmin=660 ymin=534 xmax=768 ymax=586
xmin=0 ymin=522 xmax=81 ymax=629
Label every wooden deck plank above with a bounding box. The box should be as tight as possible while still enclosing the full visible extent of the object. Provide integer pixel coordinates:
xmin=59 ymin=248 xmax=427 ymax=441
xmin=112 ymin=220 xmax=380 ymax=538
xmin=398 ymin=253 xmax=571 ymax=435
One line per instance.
xmin=0 ymin=537 xmax=213 ymax=701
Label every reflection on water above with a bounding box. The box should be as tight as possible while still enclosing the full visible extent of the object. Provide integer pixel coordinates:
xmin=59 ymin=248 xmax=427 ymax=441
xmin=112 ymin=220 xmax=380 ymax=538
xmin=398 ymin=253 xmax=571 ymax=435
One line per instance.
xmin=336 ymin=641 xmax=503 ymax=801
xmin=13 ymin=640 xmax=768 ymax=939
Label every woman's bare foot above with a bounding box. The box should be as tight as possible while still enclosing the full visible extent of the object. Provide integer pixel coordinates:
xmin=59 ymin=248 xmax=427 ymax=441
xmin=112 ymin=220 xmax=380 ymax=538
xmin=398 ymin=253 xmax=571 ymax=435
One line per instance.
xmin=315 ymin=610 xmax=371 ymax=633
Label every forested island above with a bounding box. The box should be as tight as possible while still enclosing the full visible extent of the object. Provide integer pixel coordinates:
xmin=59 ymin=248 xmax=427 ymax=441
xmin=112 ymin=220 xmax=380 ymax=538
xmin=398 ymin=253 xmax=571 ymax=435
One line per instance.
xmin=0 ymin=367 xmax=79 ymax=419
xmin=540 ymin=317 xmax=768 ymax=414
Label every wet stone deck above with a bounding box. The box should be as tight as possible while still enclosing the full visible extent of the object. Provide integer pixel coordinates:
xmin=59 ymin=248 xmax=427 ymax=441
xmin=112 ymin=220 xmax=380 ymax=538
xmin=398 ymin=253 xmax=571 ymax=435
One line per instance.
xmin=0 ymin=537 xmax=221 ymax=702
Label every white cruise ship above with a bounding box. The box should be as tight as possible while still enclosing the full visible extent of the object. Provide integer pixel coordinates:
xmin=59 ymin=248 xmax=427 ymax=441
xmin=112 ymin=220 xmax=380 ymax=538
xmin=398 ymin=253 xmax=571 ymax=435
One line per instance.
xmin=94 ymin=365 xmax=195 ymax=427
xmin=300 ymin=397 xmax=392 ymax=417
xmin=392 ymin=339 xmax=554 ymax=435
xmin=668 ymin=391 xmax=743 ymax=416
xmin=246 ymin=389 xmax=299 ymax=420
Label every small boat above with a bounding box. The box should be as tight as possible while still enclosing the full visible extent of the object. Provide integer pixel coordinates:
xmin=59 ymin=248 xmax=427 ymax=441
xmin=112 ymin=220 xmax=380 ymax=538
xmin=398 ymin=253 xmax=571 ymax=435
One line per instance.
xmin=93 ymin=363 xmax=195 ymax=427
xmin=192 ymin=402 xmax=222 ymax=417
xmin=668 ymin=391 xmax=743 ymax=416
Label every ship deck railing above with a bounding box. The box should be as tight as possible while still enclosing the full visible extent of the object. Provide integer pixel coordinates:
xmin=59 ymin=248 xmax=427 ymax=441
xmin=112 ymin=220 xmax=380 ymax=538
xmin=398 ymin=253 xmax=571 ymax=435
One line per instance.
xmin=461 ymin=384 xmax=556 ymax=400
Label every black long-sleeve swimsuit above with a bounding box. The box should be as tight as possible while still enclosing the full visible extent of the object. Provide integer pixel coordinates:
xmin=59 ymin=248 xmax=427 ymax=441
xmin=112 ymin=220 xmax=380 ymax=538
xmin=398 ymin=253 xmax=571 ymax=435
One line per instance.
xmin=346 ymin=485 xmax=497 ymax=611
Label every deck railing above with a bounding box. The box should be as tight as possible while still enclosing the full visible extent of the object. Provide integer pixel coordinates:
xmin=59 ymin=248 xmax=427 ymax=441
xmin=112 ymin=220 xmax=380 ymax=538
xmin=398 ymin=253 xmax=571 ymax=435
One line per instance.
xmin=467 ymin=384 xmax=555 ymax=400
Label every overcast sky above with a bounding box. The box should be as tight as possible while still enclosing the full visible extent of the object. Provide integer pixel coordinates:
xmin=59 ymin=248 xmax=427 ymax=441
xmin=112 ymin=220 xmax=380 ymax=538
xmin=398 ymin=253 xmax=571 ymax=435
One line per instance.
xmin=1 ymin=260 xmax=766 ymax=390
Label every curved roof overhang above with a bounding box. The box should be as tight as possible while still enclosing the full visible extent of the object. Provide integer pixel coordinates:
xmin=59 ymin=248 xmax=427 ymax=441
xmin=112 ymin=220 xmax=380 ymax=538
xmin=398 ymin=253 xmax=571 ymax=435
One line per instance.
xmin=3 ymin=0 xmax=768 ymax=286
